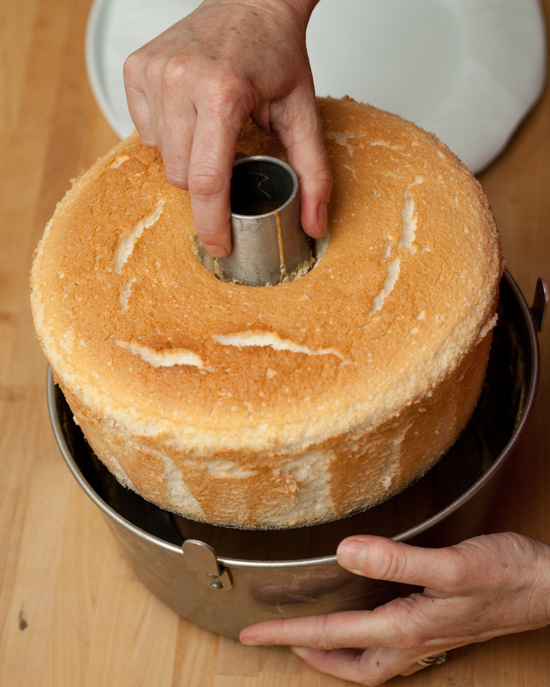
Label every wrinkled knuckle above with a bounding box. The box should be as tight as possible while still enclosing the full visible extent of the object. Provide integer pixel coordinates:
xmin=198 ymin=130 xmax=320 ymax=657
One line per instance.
xmin=379 ymin=548 xmax=409 ymax=582
xmin=188 ymin=168 xmax=226 ymax=198
xmin=500 ymin=532 xmax=538 ymax=557
xmin=165 ymin=169 xmax=188 ymax=189
xmin=162 ymin=56 xmax=189 ymax=94
xmin=314 ymin=638 xmax=338 ymax=651
xmin=445 ymin=551 xmax=473 ymax=590
xmin=206 ymin=72 xmax=242 ymax=102
xmin=312 ymin=616 xmax=339 ymax=652
xmin=316 ymin=168 xmax=334 ymax=189
xmin=123 ymin=51 xmax=145 ymax=83
xmin=203 ymin=76 xmax=253 ymax=123
xmin=383 ymin=598 xmax=423 ymax=648
xmin=449 ymin=566 xmax=470 ymax=591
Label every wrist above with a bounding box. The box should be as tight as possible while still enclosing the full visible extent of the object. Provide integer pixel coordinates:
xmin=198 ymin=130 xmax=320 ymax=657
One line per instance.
xmin=278 ymin=0 xmax=321 ymax=21
xmin=202 ymin=0 xmax=320 ymax=30
xmin=254 ymin=0 xmax=321 ymax=33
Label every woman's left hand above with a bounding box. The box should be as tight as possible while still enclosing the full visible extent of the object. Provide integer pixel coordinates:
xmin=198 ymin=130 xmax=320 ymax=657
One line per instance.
xmin=240 ymin=532 xmax=550 ymax=685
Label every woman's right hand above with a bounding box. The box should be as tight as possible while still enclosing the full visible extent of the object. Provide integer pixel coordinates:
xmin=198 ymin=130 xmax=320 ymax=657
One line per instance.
xmin=123 ymin=0 xmax=332 ymax=257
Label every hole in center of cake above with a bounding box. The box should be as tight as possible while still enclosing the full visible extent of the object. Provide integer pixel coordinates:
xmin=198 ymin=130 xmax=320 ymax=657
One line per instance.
xmin=194 ymin=156 xmax=329 ymax=286
xmin=194 ymin=230 xmax=329 ymax=286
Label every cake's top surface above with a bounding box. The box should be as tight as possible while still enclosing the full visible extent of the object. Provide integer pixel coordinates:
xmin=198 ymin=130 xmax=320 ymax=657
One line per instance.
xmin=31 ymin=97 xmax=501 ymax=452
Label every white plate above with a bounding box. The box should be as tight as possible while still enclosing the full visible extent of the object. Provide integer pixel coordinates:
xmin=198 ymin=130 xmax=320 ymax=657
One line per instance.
xmin=86 ymin=0 xmax=546 ymax=173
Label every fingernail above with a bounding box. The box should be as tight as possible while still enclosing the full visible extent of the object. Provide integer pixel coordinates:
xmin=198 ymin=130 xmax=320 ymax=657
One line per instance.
xmin=204 ymin=244 xmax=229 ymax=258
xmin=337 ymin=538 xmax=367 ymax=574
xmin=240 ymin=636 xmax=261 ymax=646
xmin=317 ymin=202 xmax=328 ymax=236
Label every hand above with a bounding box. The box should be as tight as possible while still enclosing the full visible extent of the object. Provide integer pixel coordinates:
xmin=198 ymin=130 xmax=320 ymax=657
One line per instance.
xmin=123 ymin=0 xmax=332 ymax=257
xmin=240 ymin=533 xmax=550 ymax=686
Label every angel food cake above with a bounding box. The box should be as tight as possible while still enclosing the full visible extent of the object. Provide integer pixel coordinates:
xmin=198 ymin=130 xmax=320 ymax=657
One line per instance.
xmin=31 ymin=97 xmax=502 ymax=528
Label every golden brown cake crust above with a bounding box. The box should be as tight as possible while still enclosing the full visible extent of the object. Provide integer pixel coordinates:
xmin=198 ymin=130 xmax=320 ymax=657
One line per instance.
xmin=31 ymin=97 xmax=502 ymax=528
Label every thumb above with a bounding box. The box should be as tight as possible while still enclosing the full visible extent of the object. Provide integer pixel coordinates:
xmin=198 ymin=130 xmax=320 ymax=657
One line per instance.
xmin=337 ymin=535 xmax=465 ymax=593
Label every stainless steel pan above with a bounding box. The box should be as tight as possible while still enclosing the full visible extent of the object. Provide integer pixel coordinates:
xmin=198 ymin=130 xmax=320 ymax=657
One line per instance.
xmin=47 ymin=269 xmax=547 ymax=638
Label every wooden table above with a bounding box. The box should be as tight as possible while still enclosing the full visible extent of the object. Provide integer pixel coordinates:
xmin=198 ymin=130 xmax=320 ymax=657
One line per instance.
xmin=1 ymin=0 xmax=549 ymax=684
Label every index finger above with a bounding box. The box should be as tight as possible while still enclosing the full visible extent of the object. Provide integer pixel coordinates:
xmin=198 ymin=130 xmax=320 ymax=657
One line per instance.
xmin=241 ymin=612 xmax=378 ymax=651
xmin=240 ymin=604 xmax=419 ymax=651
xmin=240 ymin=595 xmax=465 ymax=652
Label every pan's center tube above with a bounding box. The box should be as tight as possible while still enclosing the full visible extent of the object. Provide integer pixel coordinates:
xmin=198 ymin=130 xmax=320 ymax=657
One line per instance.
xmin=274 ymin=211 xmax=289 ymax=282
xmin=196 ymin=156 xmax=316 ymax=286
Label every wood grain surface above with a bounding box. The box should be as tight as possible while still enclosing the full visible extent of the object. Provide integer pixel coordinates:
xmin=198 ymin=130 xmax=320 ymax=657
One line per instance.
xmin=0 ymin=0 xmax=549 ymax=684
